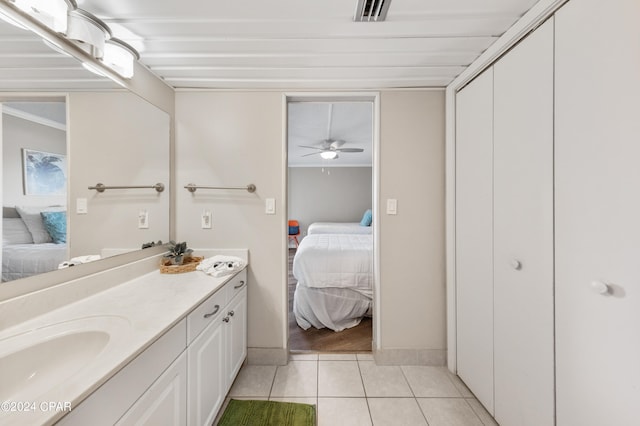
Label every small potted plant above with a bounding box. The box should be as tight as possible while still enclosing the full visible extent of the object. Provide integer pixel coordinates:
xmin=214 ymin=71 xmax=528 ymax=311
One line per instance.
xmin=163 ymin=241 xmax=193 ymax=265
xmin=160 ymin=241 xmax=203 ymax=273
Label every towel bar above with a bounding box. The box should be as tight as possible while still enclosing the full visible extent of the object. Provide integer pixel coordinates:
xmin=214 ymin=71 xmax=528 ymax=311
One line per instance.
xmin=184 ymin=183 xmax=256 ymax=193
xmin=88 ymin=183 xmax=165 ymax=193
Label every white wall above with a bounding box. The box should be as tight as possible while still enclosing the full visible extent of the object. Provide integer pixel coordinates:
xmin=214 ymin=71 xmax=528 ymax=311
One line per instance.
xmin=175 ymin=91 xmax=285 ymax=355
xmin=175 ymin=89 xmax=446 ymax=364
xmin=378 ymin=90 xmax=446 ymax=363
xmin=2 ymin=113 xmax=66 ymax=208
xmin=288 ymin=166 xmax=372 ymax=240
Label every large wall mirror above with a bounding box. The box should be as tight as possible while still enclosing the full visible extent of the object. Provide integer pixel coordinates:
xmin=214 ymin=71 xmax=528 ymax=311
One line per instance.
xmin=0 ymin=18 xmax=171 ymax=299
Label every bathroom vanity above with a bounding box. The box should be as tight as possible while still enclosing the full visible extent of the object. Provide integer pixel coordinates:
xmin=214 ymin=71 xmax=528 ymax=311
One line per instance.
xmin=0 ymin=252 xmax=248 ymax=426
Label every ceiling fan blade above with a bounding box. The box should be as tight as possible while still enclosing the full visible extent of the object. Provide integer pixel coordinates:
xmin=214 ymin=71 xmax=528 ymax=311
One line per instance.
xmin=298 ymin=145 xmax=323 ymax=150
xmin=301 ymin=152 xmax=320 ymax=157
xmin=335 ymin=148 xmax=364 ymax=153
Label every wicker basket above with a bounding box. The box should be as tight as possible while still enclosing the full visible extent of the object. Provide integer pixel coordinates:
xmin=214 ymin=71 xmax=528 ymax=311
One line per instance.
xmin=160 ymin=256 xmax=204 ymax=274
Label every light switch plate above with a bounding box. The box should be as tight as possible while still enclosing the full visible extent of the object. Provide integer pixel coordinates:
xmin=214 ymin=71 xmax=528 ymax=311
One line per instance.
xmin=201 ymin=210 xmax=212 ymax=229
xmin=76 ymin=198 xmax=87 ymax=214
xmin=138 ymin=209 xmax=149 ymax=229
xmin=386 ymin=199 xmax=398 ymax=215
xmin=265 ymin=198 xmax=276 ymax=215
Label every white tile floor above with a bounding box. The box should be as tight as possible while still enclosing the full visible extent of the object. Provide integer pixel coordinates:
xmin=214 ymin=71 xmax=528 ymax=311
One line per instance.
xmin=218 ymin=353 xmax=499 ymax=426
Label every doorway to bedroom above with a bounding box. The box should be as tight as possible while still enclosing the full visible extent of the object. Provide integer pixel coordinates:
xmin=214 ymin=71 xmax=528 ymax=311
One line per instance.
xmin=286 ymin=95 xmax=376 ymax=353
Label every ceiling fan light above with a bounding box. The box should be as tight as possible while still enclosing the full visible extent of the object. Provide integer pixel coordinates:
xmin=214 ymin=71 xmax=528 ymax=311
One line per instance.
xmin=320 ymin=151 xmax=338 ymax=160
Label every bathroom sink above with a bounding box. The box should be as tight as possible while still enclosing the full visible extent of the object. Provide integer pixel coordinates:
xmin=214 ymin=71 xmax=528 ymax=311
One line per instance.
xmin=0 ymin=315 xmax=131 ymax=402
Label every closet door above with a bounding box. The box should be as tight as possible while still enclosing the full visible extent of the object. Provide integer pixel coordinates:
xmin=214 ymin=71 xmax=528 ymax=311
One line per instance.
xmin=555 ymin=1 xmax=640 ymax=425
xmin=455 ymin=68 xmax=494 ymax=414
xmin=493 ymin=18 xmax=554 ymax=426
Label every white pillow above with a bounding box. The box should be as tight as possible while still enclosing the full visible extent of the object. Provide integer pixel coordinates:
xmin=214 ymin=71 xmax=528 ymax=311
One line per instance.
xmin=15 ymin=205 xmax=65 ymax=244
xmin=2 ymin=218 xmax=34 ymax=245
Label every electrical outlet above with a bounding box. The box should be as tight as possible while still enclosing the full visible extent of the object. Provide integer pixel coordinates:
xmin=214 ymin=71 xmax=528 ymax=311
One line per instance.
xmin=138 ymin=209 xmax=149 ymax=229
xmin=202 ymin=210 xmax=212 ymax=229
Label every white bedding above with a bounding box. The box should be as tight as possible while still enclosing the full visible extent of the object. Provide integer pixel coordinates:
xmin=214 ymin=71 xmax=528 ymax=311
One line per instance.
xmin=292 ymin=233 xmax=373 ymax=331
xmin=294 ymin=285 xmax=372 ymax=331
xmin=293 ymin=233 xmax=373 ymax=295
xmin=307 ymin=222 xmax=372 ymax=235
xmin=2 ymin=243 xmax=68 ymax=282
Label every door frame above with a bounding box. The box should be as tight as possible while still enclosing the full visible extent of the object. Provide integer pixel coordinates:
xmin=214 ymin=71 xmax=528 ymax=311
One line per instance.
xmin=282 ymin=92 xmax=380 ymax=352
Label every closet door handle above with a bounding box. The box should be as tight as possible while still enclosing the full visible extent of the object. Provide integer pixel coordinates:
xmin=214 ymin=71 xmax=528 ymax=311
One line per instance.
xmin=591 ymin=281 xmax=610 ymax=295
xmin=204 ymin=305 xmax=220 ymax=318
xmin=510 ymin=259 xmax=523 ymax=270
xmin=234 ymin=280 xmax=245 ymax=289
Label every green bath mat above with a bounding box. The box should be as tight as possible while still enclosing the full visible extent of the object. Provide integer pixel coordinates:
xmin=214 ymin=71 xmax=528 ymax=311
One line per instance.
xmin=217 ymin=399 xmax=316 ymax=426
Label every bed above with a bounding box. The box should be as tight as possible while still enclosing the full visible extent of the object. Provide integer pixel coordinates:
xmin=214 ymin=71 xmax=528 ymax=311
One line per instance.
xmin=307 ymin=222 xmax=372 ymax=235
xmin=292 ymin=233 xmax=373 ymax=331
xmin=2 ymin=207 xmax=68 ymax=282
xmin=2 ymin=242 xmax=68 ymax=282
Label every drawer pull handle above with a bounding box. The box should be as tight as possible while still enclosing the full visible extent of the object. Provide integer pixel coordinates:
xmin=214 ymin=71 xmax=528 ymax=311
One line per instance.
xmin=234 ymin=280 xmax=245 ymax=289
xmin=228 ymin=310 xmax=235 ymax=317
xmin=204 ymin=305 xmax=220 ymax=319
xmin=223 ymin=316 xmax=230 ymax=323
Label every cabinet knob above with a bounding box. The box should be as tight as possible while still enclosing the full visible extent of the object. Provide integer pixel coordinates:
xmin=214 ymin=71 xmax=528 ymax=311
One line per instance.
xmin=228 ymin=310 xmax=235 ymax=317
xmin=591 ymin=281 xmax=610 ymax=295
xmin=223 ymin=316 xmax=230 ymax=323
xmin=510 ymin=259 xmax=522 ymax=270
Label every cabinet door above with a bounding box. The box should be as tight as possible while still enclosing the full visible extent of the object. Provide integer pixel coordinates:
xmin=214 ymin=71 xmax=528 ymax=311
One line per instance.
xmin=555 ymin=1 xmax=640 ymax=424
xmin=493 ymin=18 xmax=554 ymax=426
xmin=455 ymin=67 xmax=495 ymax=414
xmin=188 ymin=317 xmax=225 ymax=426
xmin=116 ymin=352 xmax=187 ymax=426
xmin=225 ymin=287 xmax=247 ymax=389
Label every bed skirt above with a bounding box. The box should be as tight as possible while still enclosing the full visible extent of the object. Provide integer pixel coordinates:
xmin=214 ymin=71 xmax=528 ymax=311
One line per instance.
xmin=293 ymin=283 xmax=372 ymax=332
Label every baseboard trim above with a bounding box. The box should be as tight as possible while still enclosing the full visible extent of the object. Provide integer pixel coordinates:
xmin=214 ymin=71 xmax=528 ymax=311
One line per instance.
xmin=247 ymin=347 xmax=288 ymax=366
xmin=373 ymin=348 xmax=447 ymax=366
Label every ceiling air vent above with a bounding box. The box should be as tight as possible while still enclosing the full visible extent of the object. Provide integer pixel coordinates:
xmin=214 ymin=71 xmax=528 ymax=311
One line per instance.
xmin=354 ymin=0 xmax=391 ymax=22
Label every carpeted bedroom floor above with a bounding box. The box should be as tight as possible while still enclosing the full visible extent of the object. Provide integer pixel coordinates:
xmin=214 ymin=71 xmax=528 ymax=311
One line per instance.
xmin=288 ymin=248 xmax=372 ymax=352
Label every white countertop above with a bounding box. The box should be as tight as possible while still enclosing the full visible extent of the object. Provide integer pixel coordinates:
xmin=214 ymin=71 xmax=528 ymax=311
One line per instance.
xmin=0 ymin=265 xmax=246 ymax=426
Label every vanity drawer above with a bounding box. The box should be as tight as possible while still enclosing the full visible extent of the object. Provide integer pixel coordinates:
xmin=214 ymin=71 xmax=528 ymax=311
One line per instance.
xmin=226 ymin=269 xmax=247 ymax=302
xmin=187 ymin=287 xmax=227 ymax=344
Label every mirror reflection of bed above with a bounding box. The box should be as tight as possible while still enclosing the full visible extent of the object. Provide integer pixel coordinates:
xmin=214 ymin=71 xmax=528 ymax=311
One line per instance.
xmin=287 ymin=100 xmax=373 ymax=353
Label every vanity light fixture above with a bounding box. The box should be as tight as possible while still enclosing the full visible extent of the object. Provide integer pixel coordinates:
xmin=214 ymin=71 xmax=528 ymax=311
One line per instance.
xmin=102 ymin=38 xmax=139 ymax=79
xmin=320 ymin=151 xmax=338 ymax=160
xmin=65 ymin=8 xmax=111 ymax=59
xmin=0 ymin=0 xmax=139 ymax=85
xmin=10 ymin=0 xmax=76 ymax=32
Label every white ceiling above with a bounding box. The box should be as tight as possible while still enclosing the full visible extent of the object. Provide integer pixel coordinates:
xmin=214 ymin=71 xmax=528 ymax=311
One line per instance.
xmin=0 ymin=0 xmax=539 ymax=167
xmin=0 ymin=0 xmax=540 ymax=90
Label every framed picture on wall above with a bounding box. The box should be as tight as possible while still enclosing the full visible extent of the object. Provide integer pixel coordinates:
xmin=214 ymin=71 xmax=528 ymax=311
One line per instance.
xmin=22 ymin=148 xmax=67 ymax=196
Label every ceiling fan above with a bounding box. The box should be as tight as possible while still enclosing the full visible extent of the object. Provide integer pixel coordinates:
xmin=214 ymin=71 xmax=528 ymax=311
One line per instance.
xmin=299 ymin=139 xmax=364 ymax=160
xmin=298 ymin=103 xmax=365 ymax=160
